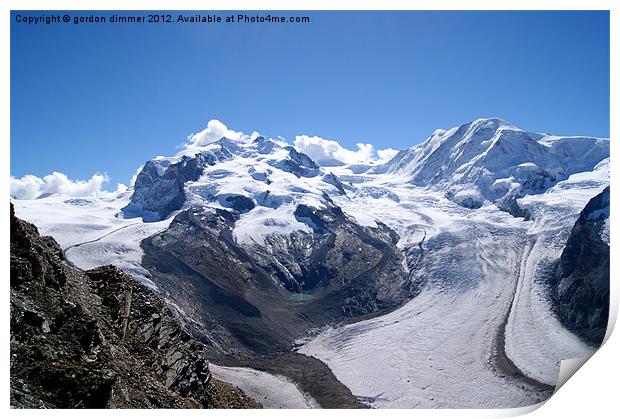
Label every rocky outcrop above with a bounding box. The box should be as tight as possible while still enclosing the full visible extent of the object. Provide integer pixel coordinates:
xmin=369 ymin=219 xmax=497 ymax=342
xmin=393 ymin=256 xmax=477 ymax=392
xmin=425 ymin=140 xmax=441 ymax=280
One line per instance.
xmin=551 ymin=187 xmax=610 ymax=346
xmin=322 ymin=173 xmax=347 ymax=195
xmin=122 ymin=160 xmax=186 ymax=222
xmin=10 ymin=203 xmax=259 ymax=408
xmin=123 ymin=147 xmax=233 ymax=221
xmin=270 ymin=147 xmax=320 ymax=178
xmin=218 ymin=194 xmax=256 ymax=212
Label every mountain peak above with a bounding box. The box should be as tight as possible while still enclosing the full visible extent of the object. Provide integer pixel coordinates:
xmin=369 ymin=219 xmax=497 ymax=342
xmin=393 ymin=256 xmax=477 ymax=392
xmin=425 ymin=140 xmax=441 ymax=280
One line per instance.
xmin=375 ymin=117 xmax=609 ymax=211
xmin=470 ymin=116 xmax=511 ymax=127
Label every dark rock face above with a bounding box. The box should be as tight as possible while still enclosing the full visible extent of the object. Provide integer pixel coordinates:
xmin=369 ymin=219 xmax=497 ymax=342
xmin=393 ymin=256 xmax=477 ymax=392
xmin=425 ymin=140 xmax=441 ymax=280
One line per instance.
xmin=140 ymin=201 xmax=411 ymax=358
xmin=10 ymin=203 xmax=259 ymax=409
xmin=123 ymin=148 xmax=233 ymax=222
xmin=270 ymin=147 xmax=320 ymax=178
xmin=494 ymin=192 xmax=531 ymax=220
xmin=551 ymin=187 xmax=610 ymax=346
xmin=220 ymin=195 xmax=256 ymax=212
xmin=122 ymin=160 xmax=185 ymax=222
xmin=253 ymin=136 xmax=276 ymax=154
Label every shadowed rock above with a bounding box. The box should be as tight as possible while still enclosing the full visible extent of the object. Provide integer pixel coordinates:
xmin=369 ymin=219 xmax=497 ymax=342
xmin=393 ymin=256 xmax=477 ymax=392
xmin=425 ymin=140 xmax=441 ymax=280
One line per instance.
xmin=550 ymin=187 xmax=610 ymax=346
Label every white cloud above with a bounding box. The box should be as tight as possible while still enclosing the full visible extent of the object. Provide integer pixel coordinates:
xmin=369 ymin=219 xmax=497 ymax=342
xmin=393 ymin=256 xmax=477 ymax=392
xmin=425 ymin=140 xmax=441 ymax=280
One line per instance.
xmin=376 ymin=148 xmax=399 ymax=163
xmin=10 ymin=175 xmax=44 ymax=200
xmin=114 ymin=183 xmax=129 ymax=195
xmin=294 ymin=135 xmax=398 ymax=166
xmin=186 ymin=119 xmax=246 ymax=147
xmin=10 ymin=171 xmax=126 ymax=200
xmin=182 ymin=119 xmax=399 ymax=166
xmin=180 ymin=119 xmax=263 ymax=157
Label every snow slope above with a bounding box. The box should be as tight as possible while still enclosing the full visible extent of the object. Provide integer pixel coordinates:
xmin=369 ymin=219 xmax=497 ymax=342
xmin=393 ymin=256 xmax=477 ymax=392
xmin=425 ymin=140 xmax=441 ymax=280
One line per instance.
xmin=12 ymin=193 xmax=173 ymax=289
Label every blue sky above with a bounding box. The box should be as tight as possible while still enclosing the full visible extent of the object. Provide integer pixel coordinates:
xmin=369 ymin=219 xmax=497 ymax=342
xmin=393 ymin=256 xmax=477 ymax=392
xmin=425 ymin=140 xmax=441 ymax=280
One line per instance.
xmin=11 ymin=10 xmax=610 ymax=187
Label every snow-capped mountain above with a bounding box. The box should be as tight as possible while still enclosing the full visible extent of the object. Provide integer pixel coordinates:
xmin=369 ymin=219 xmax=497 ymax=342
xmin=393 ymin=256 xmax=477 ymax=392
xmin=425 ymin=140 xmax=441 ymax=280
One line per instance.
xmin=370 ymin=118 xmax=609 ymax=211
xmin=123 ymin=136 xmax=344 ymax=234
xmin=120 ymin=117 xmax=608 ymax=238
xmin=11 ymin=117 xmax=610 ymax=409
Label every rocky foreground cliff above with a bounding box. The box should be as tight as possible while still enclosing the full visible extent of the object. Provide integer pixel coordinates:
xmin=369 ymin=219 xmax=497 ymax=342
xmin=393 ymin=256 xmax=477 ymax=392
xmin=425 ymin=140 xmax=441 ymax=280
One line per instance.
xmin=10 ymin=203 xmax=260 ymax=408
xmin=551 ymin=186 xmax=610 ymax=346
